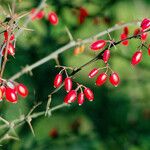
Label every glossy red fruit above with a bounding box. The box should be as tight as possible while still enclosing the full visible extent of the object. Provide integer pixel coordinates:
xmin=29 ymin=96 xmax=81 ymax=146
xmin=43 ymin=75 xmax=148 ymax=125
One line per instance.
xmin=5 ymin=88 xmax=18 ymax=103
xmin=148 ymin=47 xmax=150 ymax=56
xmin=78 ymin=7 xmax=88 ymax=24
xmin=131 ymin=50 xmax=142 ymax=66
xmin=64 ymin=77 xmax=72 ymax=92
xmin=84 ymin=88 xmax=94 ymax=101
xmin=0 ymin=88 xmax=2 ymax=101
xmin=17 ymin=84 xmax=28 ymax=97
xmin=64 ymin=90 xmax=77 ymax=104
xmin=31 ymin=9 xmax=44 ymax=20
xmin=123 ymin=26 xmax=129 ymax=35
xmin=103 ymin=49 xmax=110 ymax=63
xmin=141 ymin=18 xmax=150 ymax=31
xmin=88 ymin=68 xmax=99 ymax=78
xmin=54 ymin=73 xmax=62 ymax=88
xmin=4 ymin=32 xmax=15 ymax=41
xmin=78 ymin=92 xmax=84 ymax=106
xmin=120 ymin=33 xmax=128 ymax=46
xmin=48 ymin=12 xmax=59 ymax=25
xmin=109 ymin=72 xmax=120 ymax=87
xmin=90 ymin=40 xmax=106 ymax=51
xmin=133 ymin=28 xmax=141 ymax=36
xmin=141 ymin=32 xmax=148 ymax=41
xmin=96 ymin=73 xmax=107 ymax=86
xmin=3 ymin=43 xmax=15 ymax=56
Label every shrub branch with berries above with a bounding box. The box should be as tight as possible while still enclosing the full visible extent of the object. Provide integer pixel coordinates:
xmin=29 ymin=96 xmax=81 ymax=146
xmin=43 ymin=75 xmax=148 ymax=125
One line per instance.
xmin=0 ymin=0 xmax=150 ymax=144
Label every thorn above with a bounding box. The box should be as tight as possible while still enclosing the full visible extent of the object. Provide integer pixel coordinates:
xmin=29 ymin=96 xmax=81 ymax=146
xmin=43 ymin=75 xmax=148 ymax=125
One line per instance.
xmin=0 ymin=116 xmax=9 ymax=125
xmin=65 ymin=26 xmax=74 ymax=42
xmin=54 ymin=56 xmax=60 ymax=65
xmin=45 ymin=95 xmax=52 ymax=116
xmin=27 ymin=102 xmax=42 ymax=117
xmin=27 ymin=120 xmax=35 ymax=137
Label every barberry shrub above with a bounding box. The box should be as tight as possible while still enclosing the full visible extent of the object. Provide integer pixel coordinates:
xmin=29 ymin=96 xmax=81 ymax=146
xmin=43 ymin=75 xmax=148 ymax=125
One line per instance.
xmin=0 ymin=0 xmax=150 ymax=149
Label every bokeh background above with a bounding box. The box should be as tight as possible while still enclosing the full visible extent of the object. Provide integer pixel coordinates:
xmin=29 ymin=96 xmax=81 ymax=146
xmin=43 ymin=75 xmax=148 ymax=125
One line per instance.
xmin=0 ymin=0 xmax=150 ymax=149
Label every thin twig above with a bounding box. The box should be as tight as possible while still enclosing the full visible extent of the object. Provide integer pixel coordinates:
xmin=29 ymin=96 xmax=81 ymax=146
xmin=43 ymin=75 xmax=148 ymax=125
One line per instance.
xmin=10 ymin=21 xmax=140 ymax=80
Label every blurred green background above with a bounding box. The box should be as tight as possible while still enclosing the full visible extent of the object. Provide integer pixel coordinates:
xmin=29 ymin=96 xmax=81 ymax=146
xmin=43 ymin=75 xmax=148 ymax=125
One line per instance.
xmin=0 ymin=0 xmax=150 ymax=149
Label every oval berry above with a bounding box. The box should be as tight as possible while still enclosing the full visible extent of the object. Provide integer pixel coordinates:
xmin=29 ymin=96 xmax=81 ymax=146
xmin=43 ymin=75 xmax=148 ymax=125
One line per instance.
xmin=141 ymin=18 xmax=150 ymax=31
xmin=133 ymin=28 xmax=141 ymax=36
xmin=17 ymin=83 xmax=28 ymax=97
xmin=31 ymin=9 xmax=44 ymax=20
xmin=48 ymin=12 xmax=59 ymax=25
xmin=148 ymin=47 xmax=150 ymax=56
xmin=123 ymin=26 xmax=129 ymax=35
xmin=64 ymin=90 xmax=77 ymax=104
xmin=84 ymin=88 xmax=94 ymax=101
xmin=54 ymin=73 xmax=62 ymax=88
xmin=103 ymin=49 xmax=110 ymax=63
xmin=3 ymin=43 xmax=15 ymax=56
xmin=78 ymin=92 xmax=84 ymax=106
xmin=4 ymin=32 xmax=15 ymax=41
xmin=64 ymin=77 xmax=72 ymax=92
xmin=88 ymin=68 xmax=99 ymax=78
xmin=141 ymin=32 xmax=148 ymax=41
xmin=90 ymin=40 xmax=106 ymax=51
xmin=96 ymin=73 xmax=107 ymax=86
xmin=120 ymin=33 xmax=128 ymax=46
xmin=131 ymin=50 xmax=142 ymax=66
xmin=5 ymin=88 xmax=18 ymax=103
xmin=109 ymin=72 xmax=120 ymax=87
xmin=0 ymin=88 xmax=2 ymax=101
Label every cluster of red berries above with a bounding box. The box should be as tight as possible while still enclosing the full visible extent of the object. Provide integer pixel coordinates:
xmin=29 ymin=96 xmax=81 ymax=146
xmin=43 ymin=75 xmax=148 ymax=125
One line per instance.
xmin=31 ymin=8 xmax=59 ymax=25
xmin=131 ymin=18 xmax=150 ymax=65
xmin=0 ymin=79 xmax=28 ymax=103
xmin=1 ymin=31 xmax=15 ymax=57
xmin=88 ymin=65 xmax=120 ymax=87
xmin=53 ymin=66 xmax=94 ymax=106
xmin=120 ymin=26 xmax=129 ymax=46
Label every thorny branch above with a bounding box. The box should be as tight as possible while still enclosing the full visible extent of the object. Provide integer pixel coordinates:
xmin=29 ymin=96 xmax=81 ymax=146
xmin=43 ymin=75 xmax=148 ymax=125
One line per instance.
xmin=10 ymin=21 xmax=140 ymax=80
xmin=0 ymin=0 xmax=149 ymax=144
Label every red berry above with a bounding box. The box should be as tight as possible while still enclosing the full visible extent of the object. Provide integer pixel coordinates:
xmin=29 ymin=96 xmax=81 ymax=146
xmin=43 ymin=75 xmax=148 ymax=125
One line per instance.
xmin=64 ymin=90 xmax=77 ymax=104
xmin=131 ymin=50 xmax=142 ymax=66
xmin=3 ymin=43 xmax=15 ymax=56
xmin=90 ymin=40 xmax=106 ymax=51
xmin=78 ymin=92 xmax=84 ymax=106
xmin=141 ymin=32 xmax=148 ymax=41
xmin=123 ymin=26 xmax=129 ymax=35
xmin=17 ymin=83 xmax=28 ymax=97
xmin=5 ymin=88 xmax=18 ymax=103
xmin=78 ymin=7 xmax=88 ymax=24
xmin=54 ymin=73 xmax=62 ymax=88
xmin=120 ymin=33 xmax=128 ymax=46
xmin=103 ymin=49 xmax=110 ymax=63
xmin=96 ymin=73 xmax=107 ymax=86
xmin=88 ymin=68 xmax=99 ymax=78
xmin=148 ymin=45 xmax=150 ymax=56
xmin=84 ymin=88 xmax=94 ymax=101
xmin=4 ymin=32 xmax=15 ymax=41
xmin=0 ymin=88 xmax=2 ymax=101
xmin=49 ymin=128 xmax=58 ymax=138
xmin=133 ymin=28 xmax=141 ymax=36
xmin=109 ymin=72 xmax=120 ymax=87
xmin=141 ymin=18 xmax=150 ymax=31
xmin=48 ymin=12 xmax=59 ymax=25
xmin=64 ymin=77 xmax=72 ymax=92
xmin=31 ymin=9 xmax=44 ymax=20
